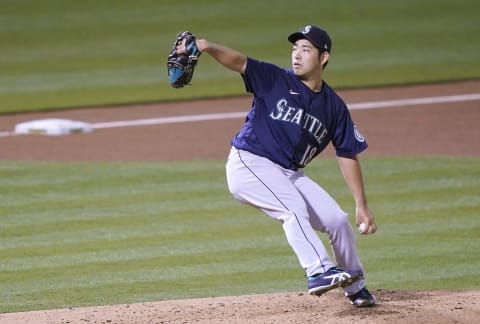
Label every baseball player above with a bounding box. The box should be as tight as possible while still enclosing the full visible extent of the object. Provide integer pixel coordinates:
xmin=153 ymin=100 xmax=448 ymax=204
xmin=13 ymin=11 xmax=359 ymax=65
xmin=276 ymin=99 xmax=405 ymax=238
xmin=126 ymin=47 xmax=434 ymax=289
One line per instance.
xmin=172 ymin=25 xmax=377 ymax=307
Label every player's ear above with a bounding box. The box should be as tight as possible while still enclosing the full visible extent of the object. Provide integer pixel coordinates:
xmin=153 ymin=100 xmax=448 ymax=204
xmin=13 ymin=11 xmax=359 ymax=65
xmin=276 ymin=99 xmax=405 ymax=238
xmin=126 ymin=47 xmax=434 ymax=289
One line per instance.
xmin=320 ymin=52 xmax=329 ymax=65
xmin=320 ymin=51 xmax=329 ymax=69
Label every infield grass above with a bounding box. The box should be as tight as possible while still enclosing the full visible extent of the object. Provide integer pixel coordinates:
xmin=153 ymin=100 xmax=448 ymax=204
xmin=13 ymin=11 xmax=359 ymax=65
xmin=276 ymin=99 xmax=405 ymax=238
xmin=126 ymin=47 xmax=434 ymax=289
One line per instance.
xmin=1 ymin=157 xmax=479 ymax=313
xmin=1 ymin=0 xmax=480 ymax=113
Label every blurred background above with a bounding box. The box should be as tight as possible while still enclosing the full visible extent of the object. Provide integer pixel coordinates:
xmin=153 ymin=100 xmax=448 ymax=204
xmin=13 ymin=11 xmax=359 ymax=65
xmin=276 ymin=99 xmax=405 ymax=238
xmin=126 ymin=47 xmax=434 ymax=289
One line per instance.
xmin=1 ymin=0 xmax=479 ymax=113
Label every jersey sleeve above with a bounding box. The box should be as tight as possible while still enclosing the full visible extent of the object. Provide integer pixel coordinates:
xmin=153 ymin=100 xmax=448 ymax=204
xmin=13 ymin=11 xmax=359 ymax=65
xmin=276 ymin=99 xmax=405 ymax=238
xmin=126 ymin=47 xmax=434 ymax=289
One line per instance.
xmin=242 ymin=58 xmax=283 ymax=96
xmin=332 ymin=102 xmax=368 ymax=157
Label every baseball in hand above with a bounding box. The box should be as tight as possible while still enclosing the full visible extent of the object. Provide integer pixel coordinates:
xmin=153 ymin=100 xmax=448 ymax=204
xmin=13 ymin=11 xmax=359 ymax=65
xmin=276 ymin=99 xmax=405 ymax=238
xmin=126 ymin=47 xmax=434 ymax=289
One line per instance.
xmin=358 ymin=223 xmax=366 ymax=233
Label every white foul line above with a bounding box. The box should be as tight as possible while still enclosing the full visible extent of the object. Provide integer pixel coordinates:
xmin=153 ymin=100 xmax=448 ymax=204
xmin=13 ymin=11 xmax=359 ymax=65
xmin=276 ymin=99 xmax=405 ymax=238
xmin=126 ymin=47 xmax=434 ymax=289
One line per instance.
xmin=348 ymin=93 xmax=480 ymax=110
xmin=1 ymin=93 xmax=479 ymax=137
xmin=91 ymin=93 xmax=480 ymax=130
xmin=92 ymin=112 xmax=246 ymax=129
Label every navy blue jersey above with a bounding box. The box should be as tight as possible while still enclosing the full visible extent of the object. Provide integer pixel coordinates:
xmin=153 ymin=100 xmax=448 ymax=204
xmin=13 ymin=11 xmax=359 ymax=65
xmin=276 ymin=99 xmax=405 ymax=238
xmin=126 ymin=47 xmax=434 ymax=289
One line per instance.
xmin=231 ymin=58 xmax=368 ymax=170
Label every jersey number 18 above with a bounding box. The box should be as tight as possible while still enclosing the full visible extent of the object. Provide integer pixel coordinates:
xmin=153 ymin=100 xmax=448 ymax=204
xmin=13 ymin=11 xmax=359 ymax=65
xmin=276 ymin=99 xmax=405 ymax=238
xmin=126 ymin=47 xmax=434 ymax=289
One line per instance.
xmin=299 ymin=144 xmax=317 ymax=167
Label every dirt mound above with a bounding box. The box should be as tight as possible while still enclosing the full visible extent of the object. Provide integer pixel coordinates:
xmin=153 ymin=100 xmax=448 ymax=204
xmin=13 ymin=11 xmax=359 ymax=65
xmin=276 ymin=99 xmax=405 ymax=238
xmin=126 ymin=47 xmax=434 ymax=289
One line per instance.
xmin=1 ymin=290 xmax=478 ymax=323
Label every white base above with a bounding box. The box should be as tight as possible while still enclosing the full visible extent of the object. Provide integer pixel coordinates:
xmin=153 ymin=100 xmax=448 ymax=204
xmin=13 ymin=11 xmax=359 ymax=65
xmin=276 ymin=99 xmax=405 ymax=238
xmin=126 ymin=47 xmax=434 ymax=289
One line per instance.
xmin=14 ymin=118 xmax=93 ymax=136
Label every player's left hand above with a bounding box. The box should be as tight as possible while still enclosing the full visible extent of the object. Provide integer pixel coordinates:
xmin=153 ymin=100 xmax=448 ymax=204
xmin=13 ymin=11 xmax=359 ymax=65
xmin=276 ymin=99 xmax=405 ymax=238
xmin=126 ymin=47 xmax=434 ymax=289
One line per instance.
xmin=356 ymin=205 xmax=377 ymax=235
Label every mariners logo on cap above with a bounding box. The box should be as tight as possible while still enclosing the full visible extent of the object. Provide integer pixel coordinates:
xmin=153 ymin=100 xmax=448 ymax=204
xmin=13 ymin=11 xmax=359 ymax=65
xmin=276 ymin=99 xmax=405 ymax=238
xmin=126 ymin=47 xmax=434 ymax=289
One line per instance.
xmin=301 ymin=25 xmax=312 ymax=34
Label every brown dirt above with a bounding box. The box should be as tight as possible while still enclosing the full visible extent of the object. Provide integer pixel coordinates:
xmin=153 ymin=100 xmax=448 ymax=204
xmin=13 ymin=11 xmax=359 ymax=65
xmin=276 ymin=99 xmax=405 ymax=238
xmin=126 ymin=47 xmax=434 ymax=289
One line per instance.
xmin=0 ymin=80 xmax=479 ymax=323
xmin=1 ymin=290 xmax=479 ymax=324
xmin=1 ymin=80 xmax=479 ymax=161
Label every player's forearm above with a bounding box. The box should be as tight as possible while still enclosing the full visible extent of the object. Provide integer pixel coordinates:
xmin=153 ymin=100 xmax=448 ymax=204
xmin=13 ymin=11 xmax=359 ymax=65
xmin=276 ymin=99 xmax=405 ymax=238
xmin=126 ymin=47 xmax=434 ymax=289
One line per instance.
xmin=196 ymin=39 xmax=247 ymax=74
xmin=336 ymin=155 xmax=368 ymax=208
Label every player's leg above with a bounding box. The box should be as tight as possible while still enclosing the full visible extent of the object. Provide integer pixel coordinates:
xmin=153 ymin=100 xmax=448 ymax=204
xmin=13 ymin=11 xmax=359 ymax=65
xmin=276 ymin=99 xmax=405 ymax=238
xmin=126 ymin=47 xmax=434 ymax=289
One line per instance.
xmin=225 ymin=147 xmax=334 ymax=276
xmin=291 ymin=171 xmax=365 ymax=295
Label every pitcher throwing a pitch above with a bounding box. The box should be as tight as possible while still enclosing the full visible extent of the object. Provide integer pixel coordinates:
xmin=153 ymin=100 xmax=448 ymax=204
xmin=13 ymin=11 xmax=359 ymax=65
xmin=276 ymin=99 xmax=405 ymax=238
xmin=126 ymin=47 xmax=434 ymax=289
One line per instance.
xmin=168 ymin=25 xmax=378 ymax=307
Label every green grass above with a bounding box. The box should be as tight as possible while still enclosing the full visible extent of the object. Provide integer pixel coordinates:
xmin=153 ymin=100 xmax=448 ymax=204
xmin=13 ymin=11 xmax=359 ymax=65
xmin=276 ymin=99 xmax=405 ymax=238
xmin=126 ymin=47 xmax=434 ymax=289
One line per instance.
xmin=1 ymin=157 xmax=479 ymax=313
xmin=1 ymin=0 xmax=479 ymax=113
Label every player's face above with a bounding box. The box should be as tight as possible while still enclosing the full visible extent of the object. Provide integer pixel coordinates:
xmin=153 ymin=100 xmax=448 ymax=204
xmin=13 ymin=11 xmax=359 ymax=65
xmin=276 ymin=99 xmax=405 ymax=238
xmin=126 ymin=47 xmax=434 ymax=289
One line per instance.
xmin=291 ymin=39 xmax=323 ymax=78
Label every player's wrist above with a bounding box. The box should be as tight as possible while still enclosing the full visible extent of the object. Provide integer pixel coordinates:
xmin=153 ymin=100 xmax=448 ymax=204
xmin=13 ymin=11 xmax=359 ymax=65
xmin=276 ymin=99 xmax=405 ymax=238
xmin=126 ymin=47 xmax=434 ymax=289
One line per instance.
xmin=354 ymin=199 xmax=368 ymax=209
xmin=196 ymin=39 xmax=208 ymax=53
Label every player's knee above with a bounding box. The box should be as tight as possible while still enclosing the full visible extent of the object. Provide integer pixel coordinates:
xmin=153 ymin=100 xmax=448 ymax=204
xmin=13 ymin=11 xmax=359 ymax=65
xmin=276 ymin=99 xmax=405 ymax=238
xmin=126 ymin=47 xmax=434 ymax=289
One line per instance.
xmin=324 ymin=211 xmax=350 ymax=230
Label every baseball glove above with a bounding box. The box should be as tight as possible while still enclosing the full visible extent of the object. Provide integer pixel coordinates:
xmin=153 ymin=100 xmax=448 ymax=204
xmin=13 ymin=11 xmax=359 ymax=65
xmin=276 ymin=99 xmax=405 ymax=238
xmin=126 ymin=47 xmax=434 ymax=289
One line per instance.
xmin=167 ymin=31 xmax=201 ymax=88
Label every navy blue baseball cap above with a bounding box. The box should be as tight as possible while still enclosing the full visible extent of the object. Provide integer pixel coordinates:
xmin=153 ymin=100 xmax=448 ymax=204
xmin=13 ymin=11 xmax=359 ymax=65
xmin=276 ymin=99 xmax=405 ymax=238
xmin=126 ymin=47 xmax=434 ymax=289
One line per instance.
xmin=288 ymin=25 xmax=332 ymax=53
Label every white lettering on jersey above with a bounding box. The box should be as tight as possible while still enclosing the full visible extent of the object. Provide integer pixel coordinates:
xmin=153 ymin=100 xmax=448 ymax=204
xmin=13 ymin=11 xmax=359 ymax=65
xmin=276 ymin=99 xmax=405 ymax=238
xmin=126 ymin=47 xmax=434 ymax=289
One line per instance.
xmin=271 ymin=99 xmax=328 ymax=145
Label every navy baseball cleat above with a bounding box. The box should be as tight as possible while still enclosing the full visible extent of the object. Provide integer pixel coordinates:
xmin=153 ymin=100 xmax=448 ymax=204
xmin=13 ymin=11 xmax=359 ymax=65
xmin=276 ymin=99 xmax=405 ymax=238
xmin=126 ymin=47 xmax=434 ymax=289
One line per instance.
xmin=346 ymin=287 xmax=376 ymax=307
xmin=307 ymin=266 xmax=363 ymax=296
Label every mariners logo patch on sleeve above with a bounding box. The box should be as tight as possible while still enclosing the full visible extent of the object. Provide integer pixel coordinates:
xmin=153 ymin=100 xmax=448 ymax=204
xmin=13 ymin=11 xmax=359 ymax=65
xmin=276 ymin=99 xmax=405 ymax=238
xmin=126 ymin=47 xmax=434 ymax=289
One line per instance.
xmin=354 ymin=125 xmax=365 ymax=142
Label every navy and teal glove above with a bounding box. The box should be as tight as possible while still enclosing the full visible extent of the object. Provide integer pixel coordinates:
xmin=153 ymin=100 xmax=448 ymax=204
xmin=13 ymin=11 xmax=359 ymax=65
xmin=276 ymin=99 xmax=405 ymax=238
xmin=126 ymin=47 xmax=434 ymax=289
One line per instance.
xmin=167 ymin=31 xmax=201 ymax=88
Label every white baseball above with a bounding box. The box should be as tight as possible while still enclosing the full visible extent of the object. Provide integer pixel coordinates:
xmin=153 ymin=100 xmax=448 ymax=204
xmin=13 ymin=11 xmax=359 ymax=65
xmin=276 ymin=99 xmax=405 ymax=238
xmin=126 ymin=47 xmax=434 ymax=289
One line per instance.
xmin=358 ymin=223 xmax=366 ymax=233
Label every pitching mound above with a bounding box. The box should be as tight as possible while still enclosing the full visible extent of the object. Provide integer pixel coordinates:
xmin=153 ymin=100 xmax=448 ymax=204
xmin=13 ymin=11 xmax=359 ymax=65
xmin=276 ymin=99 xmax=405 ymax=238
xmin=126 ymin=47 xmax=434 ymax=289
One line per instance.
xmin=1 ymin=290 xmax=478 ymax=323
